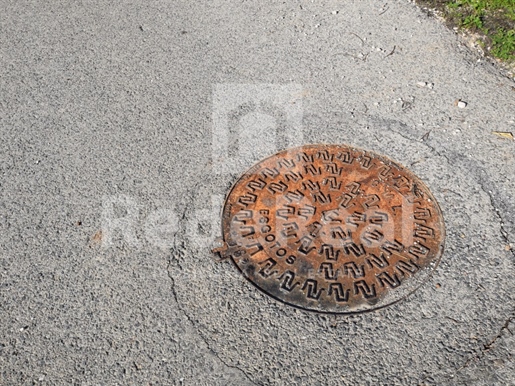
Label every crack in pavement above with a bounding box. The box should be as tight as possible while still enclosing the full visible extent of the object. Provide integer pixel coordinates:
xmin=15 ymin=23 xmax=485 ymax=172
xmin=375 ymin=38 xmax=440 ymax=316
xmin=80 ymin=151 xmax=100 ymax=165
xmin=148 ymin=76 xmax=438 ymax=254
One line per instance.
xmin=165 ymin=135 xmax=514 ymax=384
xmin=159 ymin=158 xmax=258 ymax=385
xmin=452 ymin=177 xmax=515 ymax=375
xmin=165 ymin=255 xmax=259 ymax=386
xmin=393 ymin=122 xmax=515 ymax=263
xmin=418 ymin=137 xmax=453 ymax=165
xmin=382 ymin=125 xmax=453 ymax=165
xmin=455 ymin=315 xmax=514 ymax=373
xmin=387 ymin=126 xmax=515 ymax=378
xmin=483 ymin=317 xmax=514 ymax=351
xmin=454 ymin=168 xmax=515 ymax=376
xmin=480 ymin=180 xmax=515 ymax=262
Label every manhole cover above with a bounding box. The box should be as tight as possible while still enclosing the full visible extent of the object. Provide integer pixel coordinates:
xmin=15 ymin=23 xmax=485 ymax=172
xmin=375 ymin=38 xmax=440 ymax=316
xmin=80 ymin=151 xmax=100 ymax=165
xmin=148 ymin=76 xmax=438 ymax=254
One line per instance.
xmin=213 ymin=145 xmax=445 ymax=314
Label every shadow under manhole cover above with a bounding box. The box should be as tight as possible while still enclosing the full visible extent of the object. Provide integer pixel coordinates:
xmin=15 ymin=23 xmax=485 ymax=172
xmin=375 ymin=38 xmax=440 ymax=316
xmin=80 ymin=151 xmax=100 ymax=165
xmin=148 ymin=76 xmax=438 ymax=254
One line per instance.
xmin=213 ymin=144 xmax=445 ymax=314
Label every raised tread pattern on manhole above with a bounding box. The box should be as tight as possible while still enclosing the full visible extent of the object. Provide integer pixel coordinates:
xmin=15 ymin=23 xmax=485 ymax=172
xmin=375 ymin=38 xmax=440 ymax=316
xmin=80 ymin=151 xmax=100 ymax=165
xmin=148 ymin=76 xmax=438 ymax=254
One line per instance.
xmin=214 ymin=145 xmax=445 ymax=314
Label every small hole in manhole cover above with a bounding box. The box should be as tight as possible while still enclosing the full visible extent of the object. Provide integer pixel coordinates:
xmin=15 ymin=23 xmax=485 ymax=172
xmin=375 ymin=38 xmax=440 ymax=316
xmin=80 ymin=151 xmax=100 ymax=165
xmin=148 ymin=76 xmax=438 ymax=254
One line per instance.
xmin=213 ymin=144 xmax=445 ymax=314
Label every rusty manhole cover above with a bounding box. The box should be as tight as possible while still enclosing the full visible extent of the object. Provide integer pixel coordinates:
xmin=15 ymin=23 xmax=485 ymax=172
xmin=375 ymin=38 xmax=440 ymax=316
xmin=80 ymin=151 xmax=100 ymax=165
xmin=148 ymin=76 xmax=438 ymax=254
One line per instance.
xmin=213 ymin=144 xmax=445 ymax=314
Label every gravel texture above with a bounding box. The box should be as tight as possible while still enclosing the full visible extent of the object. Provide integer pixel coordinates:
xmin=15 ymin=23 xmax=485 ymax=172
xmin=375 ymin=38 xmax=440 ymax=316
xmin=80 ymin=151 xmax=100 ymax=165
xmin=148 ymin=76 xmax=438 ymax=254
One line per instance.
xmin=1 ymin=0 xmax=514 ymax=385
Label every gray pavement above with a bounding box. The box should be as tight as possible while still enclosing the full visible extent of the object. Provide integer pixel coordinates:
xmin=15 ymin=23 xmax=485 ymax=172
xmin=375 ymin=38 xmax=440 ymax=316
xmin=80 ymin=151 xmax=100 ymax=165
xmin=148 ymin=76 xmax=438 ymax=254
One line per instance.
xmin=1 ymin=0 xmax=514 ymax=385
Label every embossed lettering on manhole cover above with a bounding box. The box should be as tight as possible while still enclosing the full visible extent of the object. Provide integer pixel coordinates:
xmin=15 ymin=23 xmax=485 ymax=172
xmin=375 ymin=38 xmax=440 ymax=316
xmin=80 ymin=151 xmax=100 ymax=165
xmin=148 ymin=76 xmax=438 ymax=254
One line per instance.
xmin=213 ymin=145 xmax=445 ymax=314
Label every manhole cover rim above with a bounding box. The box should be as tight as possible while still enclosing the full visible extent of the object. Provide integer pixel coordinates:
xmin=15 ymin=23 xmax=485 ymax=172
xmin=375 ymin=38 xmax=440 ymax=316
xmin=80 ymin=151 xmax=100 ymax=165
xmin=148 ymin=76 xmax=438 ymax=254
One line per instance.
xmin=215 ymin=143 xmax=446 ymax=314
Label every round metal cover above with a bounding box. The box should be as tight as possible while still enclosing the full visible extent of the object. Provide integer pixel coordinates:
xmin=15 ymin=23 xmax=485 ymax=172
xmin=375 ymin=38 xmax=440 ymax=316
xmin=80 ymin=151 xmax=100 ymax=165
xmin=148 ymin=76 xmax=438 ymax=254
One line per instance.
xmin=213 ymin=145 xmax=445 ymax=314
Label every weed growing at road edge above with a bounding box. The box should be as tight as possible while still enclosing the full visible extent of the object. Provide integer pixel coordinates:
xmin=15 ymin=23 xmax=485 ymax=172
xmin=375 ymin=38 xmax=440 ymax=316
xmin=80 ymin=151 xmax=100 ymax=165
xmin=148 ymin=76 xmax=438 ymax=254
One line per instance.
xmin=417 ymin=0 xmax=515 ymax=62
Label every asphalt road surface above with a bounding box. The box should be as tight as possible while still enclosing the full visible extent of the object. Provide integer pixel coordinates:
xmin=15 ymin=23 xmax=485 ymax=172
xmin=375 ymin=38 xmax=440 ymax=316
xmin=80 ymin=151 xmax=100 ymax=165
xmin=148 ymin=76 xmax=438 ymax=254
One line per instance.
xmin=1 ymin=0 xmax=514 ymax=385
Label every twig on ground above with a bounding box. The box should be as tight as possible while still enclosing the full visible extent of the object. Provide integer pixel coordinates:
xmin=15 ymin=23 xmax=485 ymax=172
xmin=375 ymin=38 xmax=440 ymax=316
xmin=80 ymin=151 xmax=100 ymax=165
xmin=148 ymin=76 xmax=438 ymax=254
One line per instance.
xmin=349 ymin=32 xmax=365 ymax=46
xmin=384 ymin=45 xmax=396 ymax=58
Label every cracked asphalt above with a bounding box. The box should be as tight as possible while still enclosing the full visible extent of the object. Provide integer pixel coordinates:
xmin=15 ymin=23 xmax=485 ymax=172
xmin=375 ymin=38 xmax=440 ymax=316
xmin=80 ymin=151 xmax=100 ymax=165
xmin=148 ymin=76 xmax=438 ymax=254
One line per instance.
xmin=1 ymin=0 xmax=514 ymax=385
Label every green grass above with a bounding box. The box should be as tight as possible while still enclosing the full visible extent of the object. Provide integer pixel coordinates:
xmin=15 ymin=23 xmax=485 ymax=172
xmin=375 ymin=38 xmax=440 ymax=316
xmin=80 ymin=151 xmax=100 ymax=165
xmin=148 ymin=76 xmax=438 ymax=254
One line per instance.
xmin=445 ymin=0 xmax=515 ymax=61
xmin=417 ymin=0 xmax=515 ymax=62
xmin=491 ymin=28 xmax=515 ymax=59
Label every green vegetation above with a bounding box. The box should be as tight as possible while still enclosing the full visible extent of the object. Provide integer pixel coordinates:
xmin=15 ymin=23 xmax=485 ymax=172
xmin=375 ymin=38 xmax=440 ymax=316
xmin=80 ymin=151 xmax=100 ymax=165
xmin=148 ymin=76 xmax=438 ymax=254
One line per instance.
xmin=447 ymin=0 xmax=515 ymax=61
xmin=418 ymin=0 xmax=515 ymax=62
xmin=491 ymin=28 xmax=515 ymax=59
